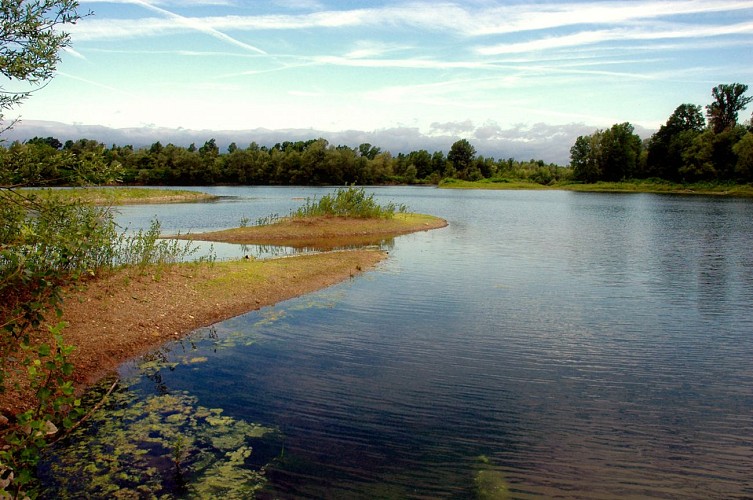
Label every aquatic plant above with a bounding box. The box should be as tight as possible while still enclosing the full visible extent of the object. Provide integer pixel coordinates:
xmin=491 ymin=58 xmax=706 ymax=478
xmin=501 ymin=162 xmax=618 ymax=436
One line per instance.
xmin=473 ymin=456 xmax=511 ymax=500
xmin=254 ymin=213 xmax=281 ymax=226
xmin=39 ymin=384 xmax=281 ymax=498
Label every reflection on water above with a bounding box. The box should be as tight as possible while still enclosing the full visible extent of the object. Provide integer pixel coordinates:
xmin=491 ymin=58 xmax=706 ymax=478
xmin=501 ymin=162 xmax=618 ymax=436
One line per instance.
xmin=44 ymin=188 xmax=753 ymax=498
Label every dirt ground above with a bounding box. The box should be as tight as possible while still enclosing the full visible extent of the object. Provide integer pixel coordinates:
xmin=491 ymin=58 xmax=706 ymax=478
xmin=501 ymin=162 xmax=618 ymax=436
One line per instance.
xmin=0 ymin=250 xmax=385 ymax=415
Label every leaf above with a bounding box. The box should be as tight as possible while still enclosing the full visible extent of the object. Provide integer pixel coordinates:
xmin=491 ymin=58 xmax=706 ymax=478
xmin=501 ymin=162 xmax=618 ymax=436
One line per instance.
xmin=37 ymin=344 xmax=51 ymax=357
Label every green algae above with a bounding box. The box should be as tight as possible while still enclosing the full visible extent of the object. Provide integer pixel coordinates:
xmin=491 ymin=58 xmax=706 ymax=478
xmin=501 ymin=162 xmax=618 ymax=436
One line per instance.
xmin=40 ymin=381 xmax=281 ymax=498
xmin=473 ymin=455 xmax=512 ymax=500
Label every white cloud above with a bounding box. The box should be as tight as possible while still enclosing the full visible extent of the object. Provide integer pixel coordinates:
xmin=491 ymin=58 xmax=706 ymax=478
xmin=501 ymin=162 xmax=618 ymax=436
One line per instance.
xmin=71 ymin=1 xmax=753 ymax=46
xmin=477 ymin=21 xmax=753 ymax=55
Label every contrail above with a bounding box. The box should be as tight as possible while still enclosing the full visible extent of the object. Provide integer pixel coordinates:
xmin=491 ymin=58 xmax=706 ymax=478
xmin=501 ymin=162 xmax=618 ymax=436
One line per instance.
xmin=130 ymin=0 xmax=268 ymax=55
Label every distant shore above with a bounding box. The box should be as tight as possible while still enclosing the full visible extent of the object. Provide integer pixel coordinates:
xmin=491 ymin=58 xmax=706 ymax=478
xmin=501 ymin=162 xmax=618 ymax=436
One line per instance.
xmin=24 ymin=187 xmax=217 ymax=204
xmin=440 ymin=178 xmax=753 ymax=197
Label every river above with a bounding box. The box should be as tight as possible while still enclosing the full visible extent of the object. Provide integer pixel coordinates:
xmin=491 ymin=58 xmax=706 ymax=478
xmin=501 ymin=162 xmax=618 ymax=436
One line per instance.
xmin=41 ymin=186 xmax=753 ymax=498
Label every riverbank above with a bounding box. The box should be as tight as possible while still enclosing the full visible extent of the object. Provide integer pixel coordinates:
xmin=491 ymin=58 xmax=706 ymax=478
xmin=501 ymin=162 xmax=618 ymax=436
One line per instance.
xmin=440 ymin=178 xmax=753 ymax=197
xmin=0 ymin=251 xmax=386 ymax=415
xmin=24 ymin=187 xmax=217 ymax=204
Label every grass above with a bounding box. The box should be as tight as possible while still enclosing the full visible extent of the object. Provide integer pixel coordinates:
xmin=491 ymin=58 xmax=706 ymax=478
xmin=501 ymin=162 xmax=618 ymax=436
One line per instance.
xmin=24 ymin=187 xmax=217 ymax=205
xmin=440 ymin=178 xmax=753 ymax=197
xmin=440 ymin=178 xmax=552 ymax=190
xmin=292 ymin=186 xmax=407 ymax=219
xmin=559 ymin=180 xmax=753 ymax=196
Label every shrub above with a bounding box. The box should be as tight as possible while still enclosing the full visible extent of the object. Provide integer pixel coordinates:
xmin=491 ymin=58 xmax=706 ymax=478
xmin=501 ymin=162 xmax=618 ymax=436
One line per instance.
xmin=0 ymin=187 xmax=202 ymax=498
xmin=292 ymin=186 xmax=406 ymax=219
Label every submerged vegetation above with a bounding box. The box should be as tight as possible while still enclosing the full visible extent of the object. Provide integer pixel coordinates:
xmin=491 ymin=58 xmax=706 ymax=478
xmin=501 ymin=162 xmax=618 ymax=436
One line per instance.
xmin=39 ymin=382 xmax=280 ymax=498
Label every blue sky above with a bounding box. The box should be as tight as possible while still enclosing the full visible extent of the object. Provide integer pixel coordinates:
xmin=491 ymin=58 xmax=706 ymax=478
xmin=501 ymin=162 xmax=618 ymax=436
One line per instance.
xmin=6 ymin=0 xmax=753 ymax=162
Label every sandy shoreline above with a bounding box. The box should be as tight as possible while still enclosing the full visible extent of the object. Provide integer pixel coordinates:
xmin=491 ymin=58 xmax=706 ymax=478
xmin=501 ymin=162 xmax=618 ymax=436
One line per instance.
xmin=0 ymin=250 xmax=386 ymax=415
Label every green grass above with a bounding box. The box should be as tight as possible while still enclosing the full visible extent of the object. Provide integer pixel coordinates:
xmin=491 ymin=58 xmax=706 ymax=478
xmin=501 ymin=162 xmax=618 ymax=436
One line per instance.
xmin=292 ymin=186 xmax=408 ymax=219
xmin=559 ymin=180 xmax=753 ymax=196
xmin=439 ymin=178 xmax=753 ymax=197
xmin=23 ymin=187 xmax=216 ymax=205
xmin=440 ymin=178 xmax=552 ymax=190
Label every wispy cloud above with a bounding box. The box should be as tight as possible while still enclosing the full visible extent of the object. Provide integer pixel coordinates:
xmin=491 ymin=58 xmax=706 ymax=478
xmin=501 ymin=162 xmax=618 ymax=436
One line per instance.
xmin=72 ymin=1 xmax=753 ymax=42
xmin=477 ymin=21 xmax=753 ymax=55
xmin=131 ymin=0 xmax=267 ymax=54
xmin=77 ymin=0 xmax=267 ymax=54
xmin=463 ymin=1 xmax=753 ymax=36
xmin=62 ymin=47 xmax=87 ymax=60
xmin=55 ymin=71 xmax=137 ymax=97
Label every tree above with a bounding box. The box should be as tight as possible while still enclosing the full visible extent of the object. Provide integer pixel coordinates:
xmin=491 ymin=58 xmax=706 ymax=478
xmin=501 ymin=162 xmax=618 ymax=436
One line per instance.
xmin=1 ymin=1 xmax=85 ymax=129
xmin=358 ymin=143 xmax=381 ymax=160
xmin=26 ymin=136 xmax=63 ymax=149
xmin=646 ymin=104 xmax=705 ymax=180
xmin=569 ymin=123 xmax=641 ymax=182
xmin=680 ymin=130 xmax=716 ymax=181
xmin=733 ymin=132 xmax=753 ymax=181
xmin=407 ymin=149 xmax=432 ymax=179
xmin=600 ymin=123 xmax=642 ymax=181
xmin=447 ymin=139 xmax=476 ymax=178
xmin=570 ymin=133 xmax=601 ymax=182
xmin=706 ymin=83 xmax=753 ymax=134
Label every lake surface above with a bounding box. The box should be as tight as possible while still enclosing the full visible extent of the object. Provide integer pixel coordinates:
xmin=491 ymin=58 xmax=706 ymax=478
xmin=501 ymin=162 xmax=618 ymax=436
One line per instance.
xmin=43 ymin=187 xmax=753 ymax=498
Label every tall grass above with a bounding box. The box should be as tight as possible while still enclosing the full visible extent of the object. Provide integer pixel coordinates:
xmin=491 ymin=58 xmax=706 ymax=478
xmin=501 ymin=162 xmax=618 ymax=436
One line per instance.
xmin=292 ymin=186 xmax=407 ymax=219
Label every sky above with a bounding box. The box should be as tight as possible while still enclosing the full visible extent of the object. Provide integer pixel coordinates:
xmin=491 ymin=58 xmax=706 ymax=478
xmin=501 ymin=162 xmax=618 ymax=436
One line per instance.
xmin=5 ymin=0 xmax=753 ymax=163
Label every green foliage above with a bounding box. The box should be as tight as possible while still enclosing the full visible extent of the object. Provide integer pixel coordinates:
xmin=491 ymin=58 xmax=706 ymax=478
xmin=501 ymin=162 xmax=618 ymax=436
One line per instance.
xmin=0 ymin=187 xmax=204 ymax=498
xmin=570 ymin=123 xmax=643 ymax=183
xmin=733 ymin=132 xmax=753 ymax=181
xmin=115 ymin=219 xmax=201 ymax=268
xmin=571 ymin=83 xmax=752 ymax=185
xmin=292 ymin=186 xmax=407 ymax=219
xmin=1 ymin=134 xmax=565 ymax=187
xmin=448 ymin=139 xmax=477 ymax=179
xmin=1 ymin=322 xmax=83 ymax=499
xmin=707 ymin=83 xmax=753 ymax=134
xmin=1 ymin=1 xmax=86 ymax=128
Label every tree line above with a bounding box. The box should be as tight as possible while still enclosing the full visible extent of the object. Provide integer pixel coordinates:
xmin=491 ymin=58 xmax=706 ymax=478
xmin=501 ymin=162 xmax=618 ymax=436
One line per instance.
xmin=570 ymin=83 xmax=753 ymax=183
xmin=0 ymin=136 xmax=569 ymax=187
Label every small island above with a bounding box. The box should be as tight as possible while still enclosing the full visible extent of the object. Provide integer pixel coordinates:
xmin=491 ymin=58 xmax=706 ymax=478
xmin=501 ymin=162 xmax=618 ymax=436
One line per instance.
xmin=177 ymin=212 xmax=447 ymax=250
xmin=175 ymin=186 xmax=447 ymax=249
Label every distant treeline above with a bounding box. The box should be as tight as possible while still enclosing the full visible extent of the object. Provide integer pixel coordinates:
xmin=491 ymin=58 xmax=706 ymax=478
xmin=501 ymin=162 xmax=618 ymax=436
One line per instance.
xmin=571 ymin=83 xmax=753 ymax=183
xmin=0 ymin=136 xmax=568 ymax=187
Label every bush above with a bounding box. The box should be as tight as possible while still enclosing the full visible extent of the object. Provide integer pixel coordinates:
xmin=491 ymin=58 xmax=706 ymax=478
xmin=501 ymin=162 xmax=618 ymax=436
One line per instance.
xmin=292 ymin=186 xmax=407 ymax=219
xmin=0 ymin=187 xmax=201 ymax=498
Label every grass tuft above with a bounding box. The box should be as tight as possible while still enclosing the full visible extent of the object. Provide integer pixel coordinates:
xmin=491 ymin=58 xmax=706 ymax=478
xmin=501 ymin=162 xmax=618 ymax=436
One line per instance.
xmin=291 ymin=186 xmax=407 ymax=219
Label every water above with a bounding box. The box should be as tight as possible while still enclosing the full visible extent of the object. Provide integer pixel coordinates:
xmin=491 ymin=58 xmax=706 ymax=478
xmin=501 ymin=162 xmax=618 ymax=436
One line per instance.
xmin=43 ymin=187 xmax=753 ymax=498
